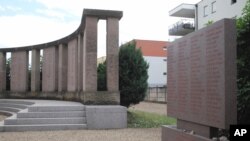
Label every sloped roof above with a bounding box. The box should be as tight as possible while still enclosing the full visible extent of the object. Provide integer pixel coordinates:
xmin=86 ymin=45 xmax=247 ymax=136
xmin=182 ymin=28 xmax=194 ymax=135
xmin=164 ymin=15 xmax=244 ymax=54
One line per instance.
xmin=135 ymin=39 xmax=168 ymax=57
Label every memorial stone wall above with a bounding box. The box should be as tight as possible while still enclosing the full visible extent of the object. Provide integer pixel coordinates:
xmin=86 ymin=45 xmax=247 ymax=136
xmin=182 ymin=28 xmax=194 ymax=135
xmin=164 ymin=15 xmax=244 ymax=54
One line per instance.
xmin=162 ymin=19 xmax=237 ymax=141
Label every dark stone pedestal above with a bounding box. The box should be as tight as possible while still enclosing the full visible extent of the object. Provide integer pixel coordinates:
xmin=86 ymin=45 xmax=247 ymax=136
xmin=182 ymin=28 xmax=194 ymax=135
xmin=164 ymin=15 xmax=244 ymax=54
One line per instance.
xmin=162 ymin=125 xmax=213 ymax=141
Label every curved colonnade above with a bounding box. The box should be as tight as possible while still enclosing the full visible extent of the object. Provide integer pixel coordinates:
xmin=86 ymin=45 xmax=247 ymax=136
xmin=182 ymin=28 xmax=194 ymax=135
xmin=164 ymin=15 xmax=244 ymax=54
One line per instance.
xmin=0 ymin=9 xmax=123 ymax=104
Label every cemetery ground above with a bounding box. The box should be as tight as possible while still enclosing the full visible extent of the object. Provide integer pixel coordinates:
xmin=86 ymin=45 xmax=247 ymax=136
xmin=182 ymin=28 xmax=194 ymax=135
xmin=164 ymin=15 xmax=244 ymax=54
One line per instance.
xmin=0 ymin=102 xmax=176 ymax=141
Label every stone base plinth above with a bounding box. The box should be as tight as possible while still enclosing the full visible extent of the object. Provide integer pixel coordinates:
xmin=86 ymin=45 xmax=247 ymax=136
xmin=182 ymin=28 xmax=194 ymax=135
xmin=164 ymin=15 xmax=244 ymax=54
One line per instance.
xmin=0 ymin=91 xmax=120 ymax=105
xmin=86 ymin=105 xmax=127 ymax=129
xmin=162 ymin=125 xmax=213 ymax=141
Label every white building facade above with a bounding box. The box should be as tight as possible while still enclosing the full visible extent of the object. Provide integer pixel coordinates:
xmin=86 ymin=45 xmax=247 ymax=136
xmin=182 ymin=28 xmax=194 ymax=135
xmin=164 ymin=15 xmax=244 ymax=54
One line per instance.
xmin=197 ymin=0 xmax=246 ymax=29
xmin=169 ymin=0 xmax=247 ymax=36
xmin=134 ymin=39 xmax=168 ymax=87
xmin=144 ymin=56 xmax=167 ymax=87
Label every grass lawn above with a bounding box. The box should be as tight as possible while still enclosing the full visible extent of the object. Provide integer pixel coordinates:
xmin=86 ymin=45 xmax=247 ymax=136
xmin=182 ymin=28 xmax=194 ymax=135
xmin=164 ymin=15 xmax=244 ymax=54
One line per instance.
xmin=127 ymin=109 xmax=176 ymax=128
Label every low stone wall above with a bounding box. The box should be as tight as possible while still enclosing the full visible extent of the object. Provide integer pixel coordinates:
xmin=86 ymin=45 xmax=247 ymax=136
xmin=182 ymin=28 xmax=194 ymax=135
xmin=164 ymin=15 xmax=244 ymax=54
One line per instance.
xmin=0 ymin=91 xmax=120 ymax=105
xmin=86 ymin=106 xmax=127 ymax=129
xmin=83 ymin=91 xmax=120 ymax=105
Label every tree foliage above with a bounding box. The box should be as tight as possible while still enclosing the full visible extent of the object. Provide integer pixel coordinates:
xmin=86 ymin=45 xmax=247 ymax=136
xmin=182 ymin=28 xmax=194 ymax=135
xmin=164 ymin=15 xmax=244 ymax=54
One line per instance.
xmin=97 ymin=61 xmax=107 ymax=91
xmin=97 ymin=41 xmax=149 ymax=107
xmin=6 ymin=58 xmax=11 ymax=90
xmin=204 ymin=20 xmax=214 ymax=26
xmin=237 ymin=0 xmax=250 ymax=124
xmin=119 ymin=41 xmax=149 ymax=107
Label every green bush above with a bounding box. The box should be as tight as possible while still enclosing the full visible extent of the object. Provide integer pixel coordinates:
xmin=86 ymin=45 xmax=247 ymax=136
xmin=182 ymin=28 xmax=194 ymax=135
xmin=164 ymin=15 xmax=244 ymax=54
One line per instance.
xmin=97 ymin=41 xmax=149 ymax=107
xmin=237 ymin=0 xmax=250 ymax=124
xmin=119 ymin=41 xmax=149 ymax=107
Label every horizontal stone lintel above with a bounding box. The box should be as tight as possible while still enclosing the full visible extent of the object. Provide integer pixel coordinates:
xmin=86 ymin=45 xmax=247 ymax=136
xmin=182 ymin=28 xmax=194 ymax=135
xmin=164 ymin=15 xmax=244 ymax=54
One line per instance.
xmin=83 ymin=9 xmax=123 ymax=20
xmin=0 ymin=9 xmax=122 ymax=52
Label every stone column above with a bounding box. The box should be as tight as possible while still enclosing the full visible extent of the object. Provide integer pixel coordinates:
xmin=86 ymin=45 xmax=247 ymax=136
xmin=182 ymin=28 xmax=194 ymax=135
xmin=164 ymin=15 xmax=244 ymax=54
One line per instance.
xmin=31 ymin=49 xmax=40 ymax=92
xmin=106 ymin=18 xmax=119 ymax=91
xmin=0 ymin=52 xmax=6 ymax=92
xmin=83 ymin=16 xmax=98 ymax=91
xmin=58 ymin=44 xmax=68 ymax=92
xmin=77 ymin=34 xmax=83 ymax=91
xmin=42 ymin=47 xmax=58 ymax=92
xmin=11 ymin=51 xmax=29 ymax=92
xmin=67 ymin=39 xmax=78 ymax=91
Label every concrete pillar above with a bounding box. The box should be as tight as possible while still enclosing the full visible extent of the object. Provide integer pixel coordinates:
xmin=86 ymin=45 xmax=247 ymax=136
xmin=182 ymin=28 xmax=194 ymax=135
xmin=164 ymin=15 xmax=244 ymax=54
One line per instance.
xmin=67 ymin=39 xmax=78 ymax=91
xmin=11 ymin=51 xmax=29 ymax=92
xmin=31 ymin=49 xmax=40 ymax=92
xmin=77 ymin=34 xmax=83 ymax=91
xmin=106 ymin=18 xmax=119 ymax=91
xmin=83 ymin=16 xmax=98 ymax=91
xmin=42 ymin=47 xmax=58 ymax=92
xmin=58 ymin=44 xmax=68 ymax=92
xmin=0 ymin=52 xmax=6 ymax=92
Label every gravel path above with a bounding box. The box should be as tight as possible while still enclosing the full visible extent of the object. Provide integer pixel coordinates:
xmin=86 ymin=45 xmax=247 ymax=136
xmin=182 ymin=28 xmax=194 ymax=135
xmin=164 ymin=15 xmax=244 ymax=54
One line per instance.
xmin=0 ymin=128 xmax=161 ymax=141
xmin=129 ymin=102 xmax=167 ymax=115
xmin=0 ymin=102 xmax=166 ymax=141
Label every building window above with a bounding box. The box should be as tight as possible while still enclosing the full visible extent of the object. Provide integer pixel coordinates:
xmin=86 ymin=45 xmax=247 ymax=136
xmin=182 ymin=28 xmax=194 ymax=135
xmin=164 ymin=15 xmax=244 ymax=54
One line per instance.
xmin=212 ymin=1 xmax=216 ymax=13
xmin=231 ymin=0 xmax=237 ymax=4
xmin=163 ymin=72 xmax=167 ymax=75
xmin=204 ymin=5 xmax=208 ymax=17
xmin=163 ymin=46 xmax=167 ymax=50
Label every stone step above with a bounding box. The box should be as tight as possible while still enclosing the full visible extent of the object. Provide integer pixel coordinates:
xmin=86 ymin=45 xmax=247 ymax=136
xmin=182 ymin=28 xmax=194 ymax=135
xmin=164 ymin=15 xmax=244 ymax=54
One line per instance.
xmin=4 ymin=117 xmax=86 ymax=125
xmin=0 ymin=100 xmax=91 ymax=132
xmin=17 ymin=111 xmax=85 ymax=118
xmin=0 ymin=100 xmax=34 ymax=105
xmin=0 ymin=107 xmax=21 ymax=113
xmin=28 ymin=106 xmax=85 ymax=112
xmin=0 ymin=103 xmax=28 ymax=109
xmin=0 ymin=124 xmax=87 ymax=132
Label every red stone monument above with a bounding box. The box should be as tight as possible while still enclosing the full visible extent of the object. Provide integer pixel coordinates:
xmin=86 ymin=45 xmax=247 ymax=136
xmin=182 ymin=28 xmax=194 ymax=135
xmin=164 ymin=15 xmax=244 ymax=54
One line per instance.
xmin=162 ymin=19 xmax=237 ymax=141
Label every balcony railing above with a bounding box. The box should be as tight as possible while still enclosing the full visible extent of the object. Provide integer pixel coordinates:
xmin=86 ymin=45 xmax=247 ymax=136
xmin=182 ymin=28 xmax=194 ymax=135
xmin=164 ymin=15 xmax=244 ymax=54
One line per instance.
xmin=169 ymin=19 xmax=195 ymax=36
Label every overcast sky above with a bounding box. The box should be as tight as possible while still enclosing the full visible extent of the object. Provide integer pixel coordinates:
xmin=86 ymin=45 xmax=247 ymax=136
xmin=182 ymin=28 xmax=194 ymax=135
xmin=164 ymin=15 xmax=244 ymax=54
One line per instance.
xmin=0 ymin=0 xmax=200 ymax=57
